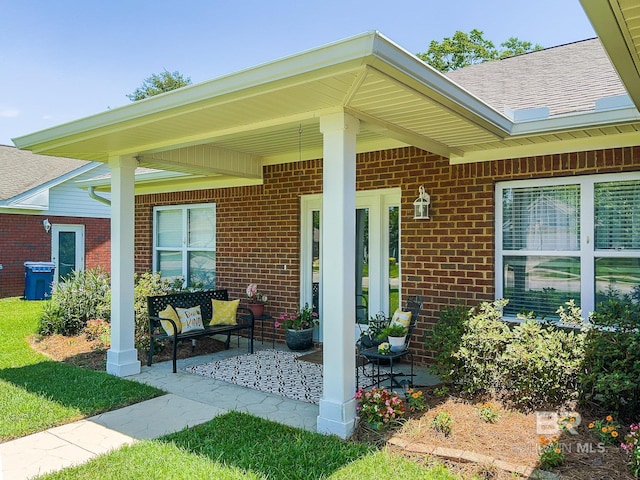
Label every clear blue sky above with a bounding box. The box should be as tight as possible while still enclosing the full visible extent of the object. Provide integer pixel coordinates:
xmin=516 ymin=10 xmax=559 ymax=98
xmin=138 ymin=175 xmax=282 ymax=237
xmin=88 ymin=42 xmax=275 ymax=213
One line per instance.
xmin=1 ymin=0 xmax=596 ymax=146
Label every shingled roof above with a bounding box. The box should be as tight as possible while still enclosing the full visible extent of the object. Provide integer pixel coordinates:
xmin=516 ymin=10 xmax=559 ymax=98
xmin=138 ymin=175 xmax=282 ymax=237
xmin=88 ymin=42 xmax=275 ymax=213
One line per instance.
xmin=446 ymin=38 xmax=627 ymax=117
xmin=0 ymin=145 xmax=90 ymax=201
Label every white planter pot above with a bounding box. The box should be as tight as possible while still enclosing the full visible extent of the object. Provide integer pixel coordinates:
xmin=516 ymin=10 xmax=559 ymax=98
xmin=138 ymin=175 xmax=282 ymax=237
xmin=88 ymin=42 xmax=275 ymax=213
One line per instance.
xmin=388 ymin=335 xmax=406 ymax=352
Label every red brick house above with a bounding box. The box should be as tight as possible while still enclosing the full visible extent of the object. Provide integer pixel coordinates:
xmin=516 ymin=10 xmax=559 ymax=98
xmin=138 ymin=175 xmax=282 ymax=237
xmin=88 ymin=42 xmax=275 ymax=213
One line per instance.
xmin=0 ymin=146 xmax=111 ymax=298
xmin=13 ymin=1 xmax=640 ymax=437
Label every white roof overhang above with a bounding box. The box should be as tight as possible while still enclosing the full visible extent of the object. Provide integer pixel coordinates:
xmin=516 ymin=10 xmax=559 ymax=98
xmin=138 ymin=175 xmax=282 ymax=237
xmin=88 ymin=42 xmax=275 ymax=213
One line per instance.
xmin=13 ymin=31 xmax=640 ymax=189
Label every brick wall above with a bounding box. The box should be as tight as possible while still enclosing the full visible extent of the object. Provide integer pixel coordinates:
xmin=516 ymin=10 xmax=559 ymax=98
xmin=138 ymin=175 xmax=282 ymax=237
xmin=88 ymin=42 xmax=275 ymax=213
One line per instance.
xmin=0 ymin=215 xmax=110 ymax=298
xmin=134 ymin=146 xmax=640 ymax=365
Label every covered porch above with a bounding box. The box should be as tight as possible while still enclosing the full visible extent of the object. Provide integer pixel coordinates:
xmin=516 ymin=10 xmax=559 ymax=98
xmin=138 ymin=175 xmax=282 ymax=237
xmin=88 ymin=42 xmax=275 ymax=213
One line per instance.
xmin=14 ymin=30 xmax=640 ymax=438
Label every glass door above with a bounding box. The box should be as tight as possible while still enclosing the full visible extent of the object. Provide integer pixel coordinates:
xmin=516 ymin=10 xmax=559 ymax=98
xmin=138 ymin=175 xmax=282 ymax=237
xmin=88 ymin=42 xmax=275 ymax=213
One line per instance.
xmin=51 ymin=224 xmax=85 ymax=283
xmin=301 ymin=189 xmax=401 ymax=342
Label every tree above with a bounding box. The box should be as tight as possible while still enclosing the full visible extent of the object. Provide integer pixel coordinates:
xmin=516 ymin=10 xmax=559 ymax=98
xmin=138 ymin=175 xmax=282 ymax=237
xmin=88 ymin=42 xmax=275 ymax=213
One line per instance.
xmin=417 ymin=29 xmax=543 ymax=73
xmin=499 ymin=37 xmax=543 ymax=59
xmin=126 ymin=69 xmax=192 ymax=101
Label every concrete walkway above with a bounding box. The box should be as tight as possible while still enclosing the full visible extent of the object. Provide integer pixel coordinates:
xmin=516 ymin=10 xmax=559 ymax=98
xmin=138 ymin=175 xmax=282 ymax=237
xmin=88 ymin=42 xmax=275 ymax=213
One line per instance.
xmin=0 ymin=341 xmax=437 ymax=479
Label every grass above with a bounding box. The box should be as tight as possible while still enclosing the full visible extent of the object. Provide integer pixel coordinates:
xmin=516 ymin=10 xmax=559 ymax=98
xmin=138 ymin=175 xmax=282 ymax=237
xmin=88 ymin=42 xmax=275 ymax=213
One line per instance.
xmin=0 ymin=297 xmax=163 ymax=440
xmin=37 ymin=412 xmax=460 ymax=480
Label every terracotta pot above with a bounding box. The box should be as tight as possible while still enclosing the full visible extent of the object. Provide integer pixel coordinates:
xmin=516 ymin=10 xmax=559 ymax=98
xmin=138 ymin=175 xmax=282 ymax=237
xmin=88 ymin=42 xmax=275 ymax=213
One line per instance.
xmin=248 ymin=303 xmax=264 ymax=318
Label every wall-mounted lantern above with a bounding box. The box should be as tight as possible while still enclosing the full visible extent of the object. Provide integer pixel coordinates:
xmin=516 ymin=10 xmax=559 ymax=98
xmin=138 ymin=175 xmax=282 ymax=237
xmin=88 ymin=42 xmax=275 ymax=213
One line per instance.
xmin=42 ymin=218 xmax=52 ymax=233
xmin=413 ymin=186 xmax=430 ymax=220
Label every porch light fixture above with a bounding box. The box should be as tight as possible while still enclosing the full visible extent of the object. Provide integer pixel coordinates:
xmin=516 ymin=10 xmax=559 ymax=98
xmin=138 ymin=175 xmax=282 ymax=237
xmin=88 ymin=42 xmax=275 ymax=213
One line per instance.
xmin=413 ymin=186 xmax=430 ymax=220
xmin=42 ymin=218 xmax=52 ymax=233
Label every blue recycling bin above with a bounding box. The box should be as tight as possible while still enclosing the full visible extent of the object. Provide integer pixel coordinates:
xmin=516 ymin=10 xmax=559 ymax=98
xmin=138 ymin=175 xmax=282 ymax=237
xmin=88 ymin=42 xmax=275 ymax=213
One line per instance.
xmin=24 ymin=262 xmax=56 ymax=300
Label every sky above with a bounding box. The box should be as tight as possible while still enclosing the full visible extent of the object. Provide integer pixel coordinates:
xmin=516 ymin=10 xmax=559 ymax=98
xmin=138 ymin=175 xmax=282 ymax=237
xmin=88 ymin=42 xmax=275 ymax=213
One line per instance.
xmin=0 ymin=1 xmax=597 ymax=146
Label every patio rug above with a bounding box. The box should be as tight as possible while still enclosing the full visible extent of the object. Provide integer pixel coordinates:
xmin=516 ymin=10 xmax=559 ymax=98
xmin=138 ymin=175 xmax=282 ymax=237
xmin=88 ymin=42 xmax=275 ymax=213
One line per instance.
xmin=186 ymin=349 xmax=387 ymax=404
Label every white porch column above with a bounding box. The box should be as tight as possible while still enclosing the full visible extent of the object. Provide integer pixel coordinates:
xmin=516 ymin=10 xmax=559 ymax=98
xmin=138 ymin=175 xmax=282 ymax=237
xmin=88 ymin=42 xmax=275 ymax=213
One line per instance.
xmin=106 ymin=156 xmax=141 ymax=377
xmin=317 ymin=112 xmax=359 ymax=438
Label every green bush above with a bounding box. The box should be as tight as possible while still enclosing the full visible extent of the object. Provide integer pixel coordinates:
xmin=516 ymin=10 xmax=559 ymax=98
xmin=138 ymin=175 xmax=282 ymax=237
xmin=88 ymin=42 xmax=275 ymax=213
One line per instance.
xmin=446 ymin=299 xmax=586 ymax=410
xmin=133 ymin=272 xmax=186 ymax=352
xmin=425 ymin=303 xmax=469 ymax=382
xmin=38 ymin=268 xmax=111 ymax=336
xmin=453 ymin=299 xmax=512 ymax=396
xmin=581 ymin=295 xmax=640 ymax=418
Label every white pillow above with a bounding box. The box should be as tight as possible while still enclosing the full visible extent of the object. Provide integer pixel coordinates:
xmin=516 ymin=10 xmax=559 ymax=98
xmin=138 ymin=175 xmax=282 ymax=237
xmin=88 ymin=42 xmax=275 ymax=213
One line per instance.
xmin=176 ymin=306 xmax=204 ymax=333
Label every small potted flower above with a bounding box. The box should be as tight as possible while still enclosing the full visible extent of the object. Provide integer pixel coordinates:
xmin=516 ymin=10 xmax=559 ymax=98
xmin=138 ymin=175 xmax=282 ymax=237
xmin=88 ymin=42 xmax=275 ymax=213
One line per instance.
xmin=276 ymin=303 xmax=318 ymax=350
xmin=378 ymin=323 xmax=408 ymax=351
xmin=246 ymin=283 xmax=268 ymax=317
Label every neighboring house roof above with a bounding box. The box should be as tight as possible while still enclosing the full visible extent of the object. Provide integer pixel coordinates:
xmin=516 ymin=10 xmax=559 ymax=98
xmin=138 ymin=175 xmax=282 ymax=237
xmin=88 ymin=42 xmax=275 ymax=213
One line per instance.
xmin=446 ymin=38 xmax=627 ymax=118
xmin=0 ymin=144 xmax=104 ymax=210
xmin=0 ymin=145 xmax=90 ymax=201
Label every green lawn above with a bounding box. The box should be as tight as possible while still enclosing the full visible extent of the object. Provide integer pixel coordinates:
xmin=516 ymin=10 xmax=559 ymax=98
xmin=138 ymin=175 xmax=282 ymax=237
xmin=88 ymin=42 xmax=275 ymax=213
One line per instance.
xmin=37 ymin=412 xmax=460 ymax=480
xmin=0 ymin=297 xmax=163 ymax=441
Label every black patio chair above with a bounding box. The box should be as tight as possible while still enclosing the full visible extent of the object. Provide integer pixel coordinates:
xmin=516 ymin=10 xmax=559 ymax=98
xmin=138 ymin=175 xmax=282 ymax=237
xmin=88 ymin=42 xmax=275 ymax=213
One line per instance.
xmin=356 ymin=295 xmax=423 ymax=389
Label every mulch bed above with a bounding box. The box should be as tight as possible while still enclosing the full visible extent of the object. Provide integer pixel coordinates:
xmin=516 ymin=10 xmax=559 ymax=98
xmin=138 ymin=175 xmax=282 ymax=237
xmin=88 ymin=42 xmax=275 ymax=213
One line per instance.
xmin=352 ymin=385 xmax=635 ymax=479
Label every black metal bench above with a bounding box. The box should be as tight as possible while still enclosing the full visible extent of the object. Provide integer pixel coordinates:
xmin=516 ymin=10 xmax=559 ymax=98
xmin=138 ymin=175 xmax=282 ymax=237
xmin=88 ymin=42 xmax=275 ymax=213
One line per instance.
xmin=147 ymin=289 xmax=254 ymax=373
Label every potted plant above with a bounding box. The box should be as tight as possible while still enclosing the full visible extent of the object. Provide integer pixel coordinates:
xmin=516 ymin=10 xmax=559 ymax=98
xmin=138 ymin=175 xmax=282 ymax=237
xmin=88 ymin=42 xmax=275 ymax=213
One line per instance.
xmin=379 ymin=323 xmax=408 ymax=351
xmin=276 ymin=303 xmax=318 ymax=350
xmin=245 ymin=283 xmax=268 ymax=317
xmin=358 ymin=311 xmax=388 ymax=350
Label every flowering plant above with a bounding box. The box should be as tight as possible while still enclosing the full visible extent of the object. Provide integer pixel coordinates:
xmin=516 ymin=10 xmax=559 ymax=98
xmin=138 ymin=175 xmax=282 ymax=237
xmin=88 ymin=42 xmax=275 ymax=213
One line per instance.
xmin=355 ymin=387 xmax=405 ymax=427
xmin=246 ymin=283 xmax=268 ymax=304
xmin=405 ymin=388 xmax=427 ymax=412
xmin=588 ymin=415 xmax=620 ymax=445
xmin=377 ymin=342 xmax=391 ymax=355
xmin=275 ymin=303 xmax=318 ymax=331
xmin=621 ymin=423 xmax=640 ymax=478
xmin=538 ymin=435 xmax=564 ymax=469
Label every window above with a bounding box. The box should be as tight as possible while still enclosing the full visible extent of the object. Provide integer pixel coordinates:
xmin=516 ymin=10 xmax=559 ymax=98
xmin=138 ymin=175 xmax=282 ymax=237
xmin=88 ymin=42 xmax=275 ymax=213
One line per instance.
xmin=153 ymin=203 xmax=216 ymax=288
xmin=496 ymin=173 xmax=640 ymax=317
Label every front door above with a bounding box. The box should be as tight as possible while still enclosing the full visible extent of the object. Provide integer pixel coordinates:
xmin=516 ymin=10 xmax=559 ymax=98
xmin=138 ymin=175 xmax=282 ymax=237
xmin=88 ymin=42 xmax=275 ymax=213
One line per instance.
xmin=301 ymin=188 xmax=401 ymax=342
xmin=51 ymin=224 xmax=85 ymax=283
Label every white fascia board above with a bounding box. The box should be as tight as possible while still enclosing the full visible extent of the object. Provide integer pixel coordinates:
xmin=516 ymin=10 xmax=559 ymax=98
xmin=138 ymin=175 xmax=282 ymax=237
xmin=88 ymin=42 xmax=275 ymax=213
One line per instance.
xmin=510 ymin=106 xmax=640 ymax=136
xmin=77 ymin=169 xmax=191 ymax=189
xmin=368 ymin=33 xmax=513 ymax=136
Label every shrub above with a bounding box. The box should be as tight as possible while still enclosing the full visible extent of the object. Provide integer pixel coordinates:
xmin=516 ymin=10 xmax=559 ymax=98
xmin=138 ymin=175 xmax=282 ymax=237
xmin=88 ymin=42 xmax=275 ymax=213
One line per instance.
xmin=431 ymin=411 xmax=452 ymax=436
xmin=449 ymin=299 xmax=586 ymax=410
xmin=84 ymin=319 xmax=111 ymax=348
xmin=38 ymin=268 xmax=111 ymax=336
xmin=500 ymin=303 xmax=586 ymax=409
xmin=133 ymin=272 xmax=186 ymax=352
xmin=581 ymin=295 xmax=640 ymax=418
xmin=452 ymin=299 xmax=511 ymax=396
xmin=426 ymin=303 xmax=469 ymax=382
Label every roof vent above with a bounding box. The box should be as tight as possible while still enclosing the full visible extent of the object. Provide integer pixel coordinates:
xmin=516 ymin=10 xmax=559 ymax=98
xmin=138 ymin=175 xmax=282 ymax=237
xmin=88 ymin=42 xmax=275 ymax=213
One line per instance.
xmin=595 ymin=94 xmax=633 ymax=111
xmin=504 ymin=106 xmax=550 ymax=122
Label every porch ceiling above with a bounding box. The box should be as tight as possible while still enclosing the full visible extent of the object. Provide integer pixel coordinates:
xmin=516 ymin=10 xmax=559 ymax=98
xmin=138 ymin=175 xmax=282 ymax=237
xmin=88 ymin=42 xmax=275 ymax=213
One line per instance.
xmin=13 ymin=31 xmax=640 ymax=182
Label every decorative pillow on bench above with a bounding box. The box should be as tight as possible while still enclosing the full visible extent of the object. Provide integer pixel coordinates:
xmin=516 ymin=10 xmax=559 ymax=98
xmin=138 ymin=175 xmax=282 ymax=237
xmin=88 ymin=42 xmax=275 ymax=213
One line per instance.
xmin=210 ymin=299 xmax=240 ymax=326
xmin=159 ymin=305 xmax=181 ymax=336
xmin=176 ymin=305 xmax=205 ymax=333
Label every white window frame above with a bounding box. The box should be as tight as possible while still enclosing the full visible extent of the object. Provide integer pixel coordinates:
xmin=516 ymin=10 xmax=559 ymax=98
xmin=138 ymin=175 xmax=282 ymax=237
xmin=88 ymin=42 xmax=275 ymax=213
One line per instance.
xmin=152 ymin=203 xmax=216 ymax=287
xmin=495 ymin=172 xmax=640 ymax=317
